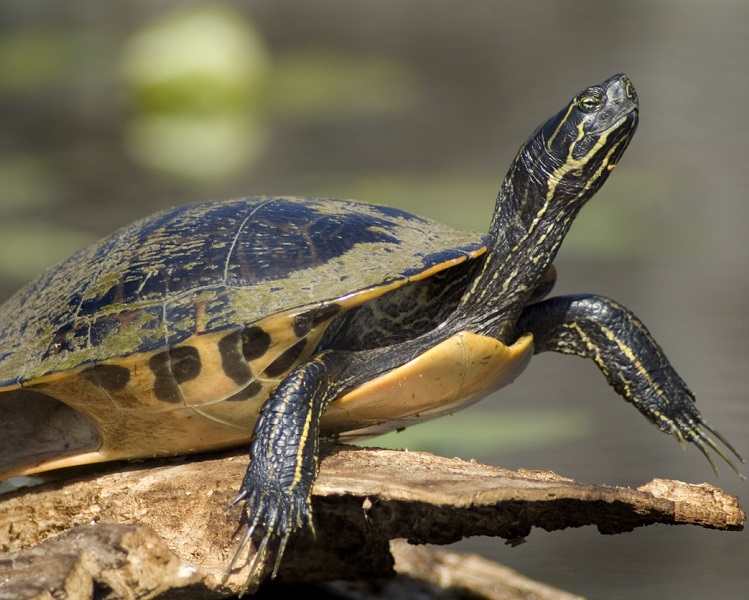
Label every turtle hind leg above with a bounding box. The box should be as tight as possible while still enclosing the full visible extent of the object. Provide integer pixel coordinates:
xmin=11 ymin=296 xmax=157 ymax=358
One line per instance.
xmin=516 ymin=293 xmax=744 ymax=477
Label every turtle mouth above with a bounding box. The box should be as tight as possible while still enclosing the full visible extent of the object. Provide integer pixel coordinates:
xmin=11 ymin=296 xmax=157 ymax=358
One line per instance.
xmin=0 ymin=389 xmax=101 ymax=478
xmin=591 ymin=104 xmax=639 ymax=135
xmin=592 ymin=72 xmax=639 ymax=134
xmin=595 ymin=108 xmax=639 ymax=170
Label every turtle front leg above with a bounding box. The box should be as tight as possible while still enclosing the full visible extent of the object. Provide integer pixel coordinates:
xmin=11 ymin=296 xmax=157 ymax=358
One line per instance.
xmin=226 ymin=350 xmax=349 ymax=590
xmin=516 ymin=293 xmax=744 ymax=477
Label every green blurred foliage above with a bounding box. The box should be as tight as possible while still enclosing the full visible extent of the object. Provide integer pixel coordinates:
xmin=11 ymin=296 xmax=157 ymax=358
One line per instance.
xmin=118 ymin=5 xmax=421 ymax=183
xmin=119 ymin=5 xmax=271 ymax=182
xmin=270 ymin=50 xmax=420 ymax=121
xmin=361 ymin=408 xmax=592 ymax=457
xmin=0 ymin=28 xmax=80 ymax=91
xmin=0 ymin=220 xmax=93 ymax=281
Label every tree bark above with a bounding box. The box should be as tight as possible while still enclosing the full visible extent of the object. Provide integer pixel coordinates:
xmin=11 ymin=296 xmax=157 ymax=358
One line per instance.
xmin=0 ymin=444 xmax=743 ymax=598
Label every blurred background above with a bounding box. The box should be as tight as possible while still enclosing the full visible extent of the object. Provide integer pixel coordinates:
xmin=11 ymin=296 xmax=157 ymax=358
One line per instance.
xmin=0 ymin=1 xmax=747 ymax=598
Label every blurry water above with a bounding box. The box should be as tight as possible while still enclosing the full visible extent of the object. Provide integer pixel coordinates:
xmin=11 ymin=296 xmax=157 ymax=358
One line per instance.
xmin=0 ymin=2 xmax=747 ymax=598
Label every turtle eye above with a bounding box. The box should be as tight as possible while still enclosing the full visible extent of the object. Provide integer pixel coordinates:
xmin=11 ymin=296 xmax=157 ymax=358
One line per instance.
xmin=576 ymin=88 xmax=605 ymax=113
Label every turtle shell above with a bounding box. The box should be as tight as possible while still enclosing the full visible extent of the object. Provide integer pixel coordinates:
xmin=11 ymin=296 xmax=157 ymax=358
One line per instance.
xmin=0 ymin=196 xmax=506 ymax=477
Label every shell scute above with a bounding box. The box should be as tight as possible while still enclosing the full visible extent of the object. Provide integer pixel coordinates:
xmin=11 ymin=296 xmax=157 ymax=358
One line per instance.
xmin=0 ymin=196 xmax=492 ymax=476
xmin=0 ymin=196 xmax=485 ymax=388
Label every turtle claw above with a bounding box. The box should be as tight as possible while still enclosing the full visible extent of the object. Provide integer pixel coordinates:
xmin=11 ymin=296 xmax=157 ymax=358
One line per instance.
xmin=223 ymin=472 xmax=315 ymax=595
xmin=669 ymin=413 xmax=745 ymax=480
xmin=222 ymin=520 xmax=267 ymax=597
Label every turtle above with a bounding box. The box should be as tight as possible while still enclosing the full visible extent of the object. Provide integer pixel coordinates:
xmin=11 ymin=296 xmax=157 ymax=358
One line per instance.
xmin=0 ymin=73 xmax=742 ymax=586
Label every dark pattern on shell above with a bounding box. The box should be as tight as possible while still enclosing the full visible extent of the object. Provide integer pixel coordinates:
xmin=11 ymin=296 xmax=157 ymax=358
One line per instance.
xmin=242 ymin=326 xmax=271 ymax=361
xmin=148 ymin=346 xmax=201 ymax=403
xmin=226 ymin=380 xmax=264 ymax=402
xmin=263 ymin=339 xmax=307 ymax=378
xmin=0 ymin=197 xmax=485 ymax=387
xmin=80 ymin=364 xmax=131 ymax=390
xmin=219 ymin=330 xmax=253 ymax=385
xmin=292 ymin=304 xmax=341 ymax=338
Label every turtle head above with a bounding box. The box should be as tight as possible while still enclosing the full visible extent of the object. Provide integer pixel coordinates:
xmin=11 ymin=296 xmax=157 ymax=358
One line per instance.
xmin=461 ymin=75 xmax=639 ymax=338
xmin=516 ymin=73 xmax=639 ymax=212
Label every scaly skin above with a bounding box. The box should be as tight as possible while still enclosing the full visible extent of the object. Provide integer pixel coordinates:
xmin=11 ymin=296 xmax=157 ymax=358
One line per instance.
xmin=226 ymin=74 xmax=742 ymax=592
xmin=517 ymin=294 xmax=743 ymax=475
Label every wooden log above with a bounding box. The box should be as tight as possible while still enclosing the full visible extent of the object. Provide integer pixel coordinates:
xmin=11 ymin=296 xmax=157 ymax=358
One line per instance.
xmin=0 ymin=445 xmax=743 ymax=598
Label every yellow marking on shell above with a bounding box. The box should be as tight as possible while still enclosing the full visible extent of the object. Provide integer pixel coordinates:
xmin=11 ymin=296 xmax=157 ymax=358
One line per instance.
xmin=322 ymin=332 xmax=534 ymax=439
xmin=1 ymin=358 xmax=258 ymax=479
xmin=334 ymin=249 xmax=485 ymax=306
xmin=172 ymin=334 xmax=246 ymax=409
xmin=223 ymin=211 xmax=256 ymax=282
xmin=1 ymin=328 xmax=531 ymax=479
xmin=3 ymin=285 xmax=372 ymax=479
xmin=0 ymin=245 xmax=490 ymax=479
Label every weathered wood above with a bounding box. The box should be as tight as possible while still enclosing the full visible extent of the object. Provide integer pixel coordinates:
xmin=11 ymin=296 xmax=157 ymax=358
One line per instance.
xmin=0 ymin=444 xmax=743 ymax=598
xmin=389 ymin=540 xmax=584 ymax=600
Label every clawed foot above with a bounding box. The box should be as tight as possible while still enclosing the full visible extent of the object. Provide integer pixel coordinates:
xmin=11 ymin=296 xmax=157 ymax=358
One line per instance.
xmin=518 ymin=294 xmax=745 ymax=478
xmin=664 ymin=406 xmax=745 ymax=479
xmin=223 ymin=474 xmax=314 ymax=595
xmin=632 ymin=354 xmax=745 ymax=478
